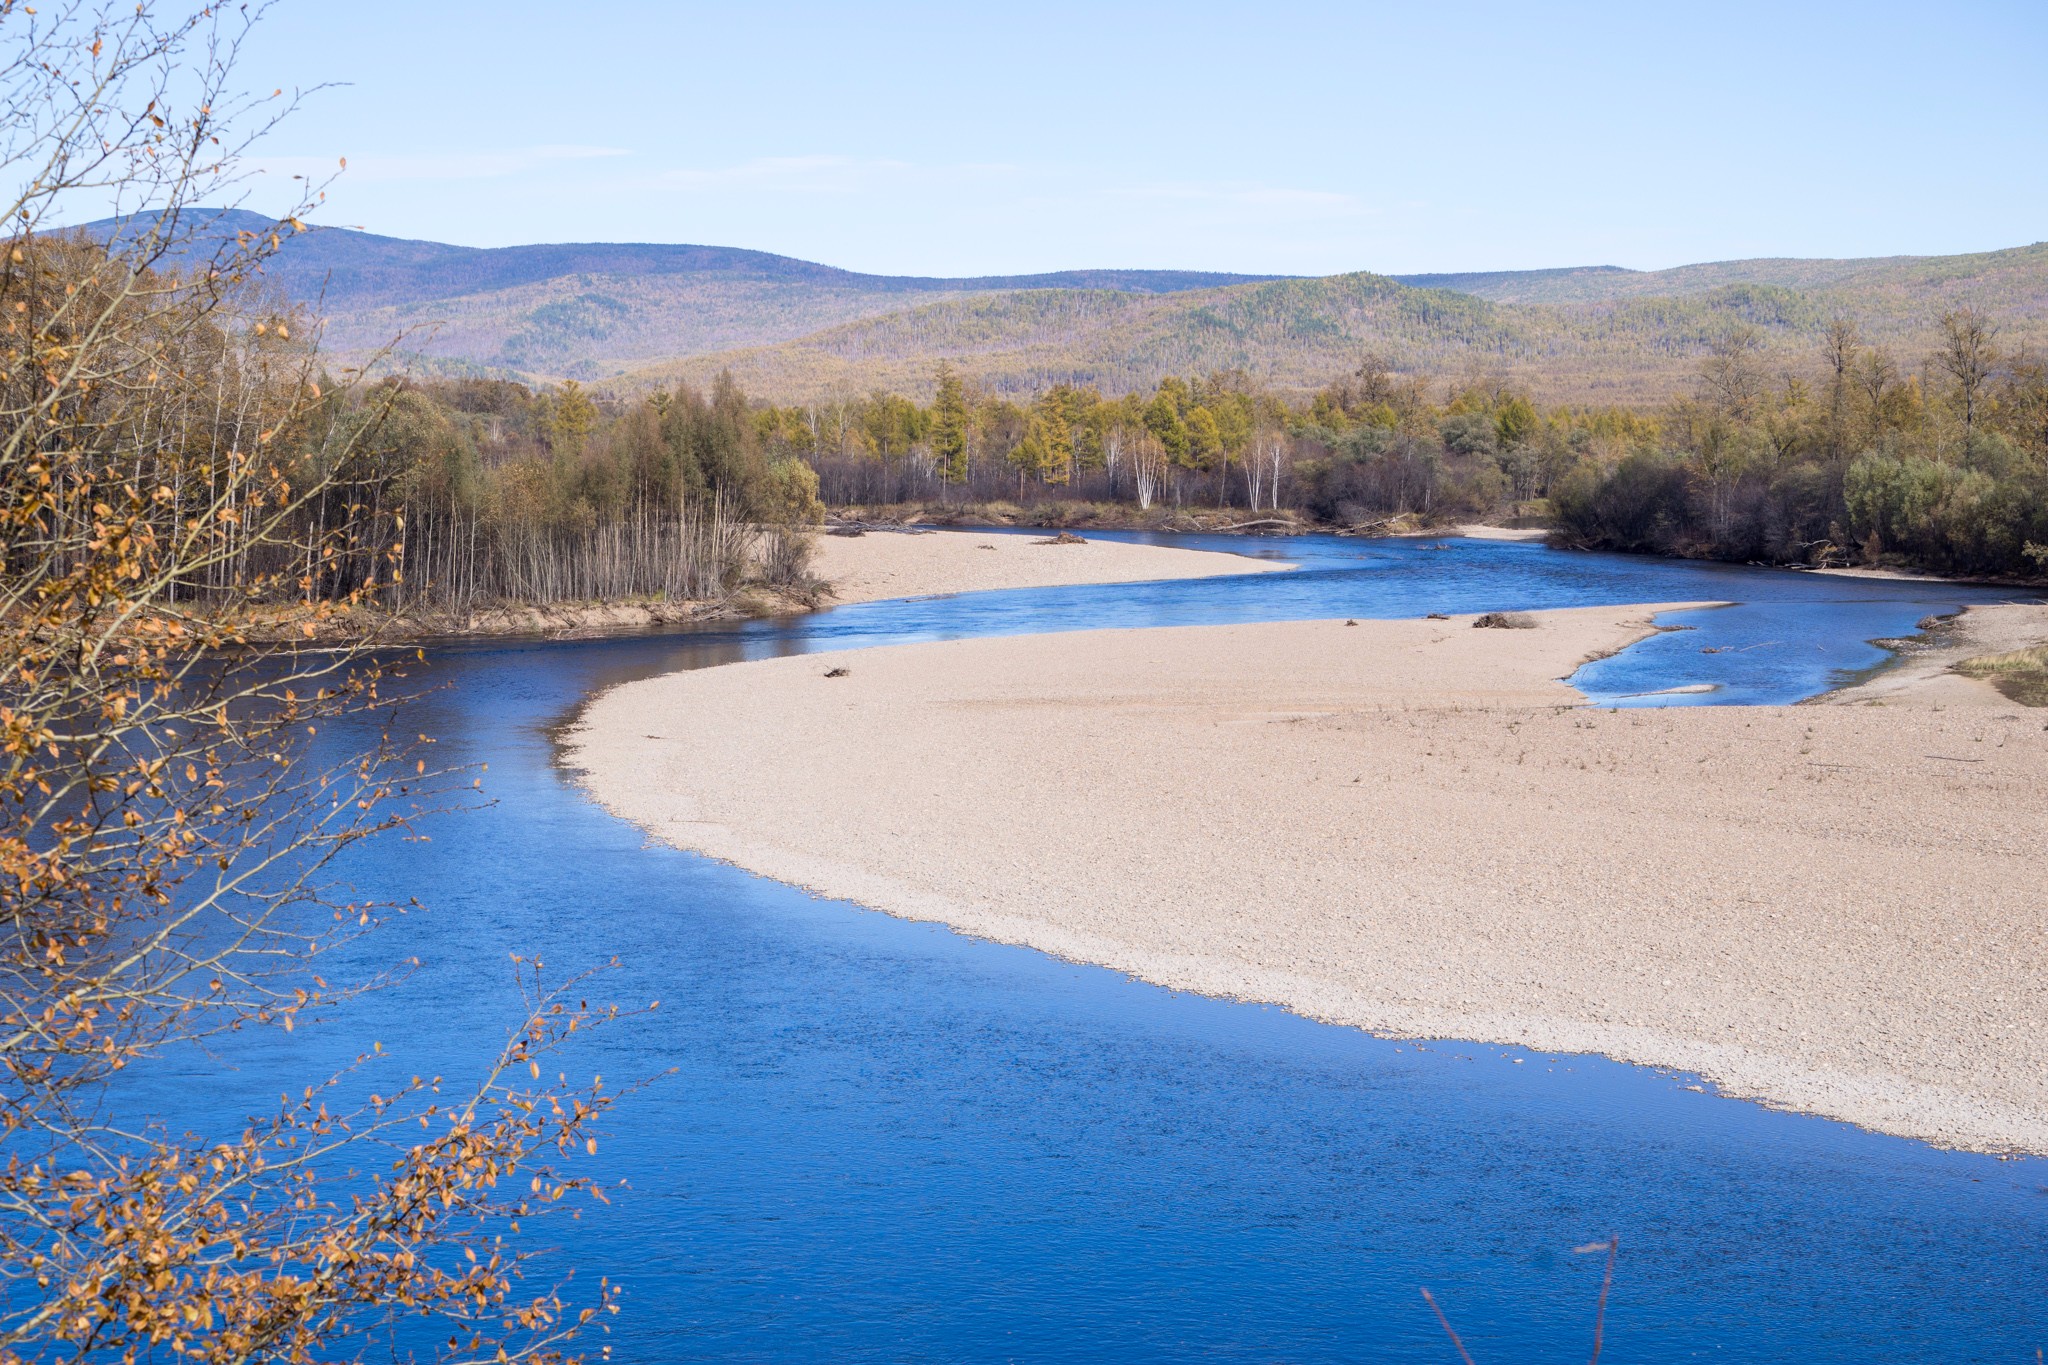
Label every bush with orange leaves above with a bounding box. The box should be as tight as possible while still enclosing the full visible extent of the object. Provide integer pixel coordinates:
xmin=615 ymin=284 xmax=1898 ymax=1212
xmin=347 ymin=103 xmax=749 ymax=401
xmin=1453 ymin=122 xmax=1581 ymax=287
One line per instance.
xmin=0 ymin=6 xmax=629 ymax=1361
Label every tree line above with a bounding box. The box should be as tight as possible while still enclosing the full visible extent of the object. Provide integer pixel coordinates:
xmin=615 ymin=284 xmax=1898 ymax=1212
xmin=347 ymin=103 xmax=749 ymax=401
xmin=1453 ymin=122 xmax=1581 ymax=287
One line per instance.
xmin=345 ymin=371 xmax=822 ymax=616
xmin=1550 ymin=310 xmax=2048 ymax=577
xmin=294 ymin=297 xmax=2047 ymax=587
xmin=1 ymin=317 xmax=828 ymax=632
xmin=735 ymin=308 xmax=2047 ymax=578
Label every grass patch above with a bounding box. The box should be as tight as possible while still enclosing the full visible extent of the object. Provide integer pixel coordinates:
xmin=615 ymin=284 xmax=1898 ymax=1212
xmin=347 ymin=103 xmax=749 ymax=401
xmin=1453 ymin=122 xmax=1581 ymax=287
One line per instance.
xmin=1956 ymin=644 xmax=2048 ymax=705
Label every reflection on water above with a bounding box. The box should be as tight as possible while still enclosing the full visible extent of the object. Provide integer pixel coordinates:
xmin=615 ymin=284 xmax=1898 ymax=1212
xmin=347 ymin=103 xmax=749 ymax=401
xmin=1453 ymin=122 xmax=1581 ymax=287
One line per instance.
xmin=146 ymin=537 xmax=2044 ymax=1362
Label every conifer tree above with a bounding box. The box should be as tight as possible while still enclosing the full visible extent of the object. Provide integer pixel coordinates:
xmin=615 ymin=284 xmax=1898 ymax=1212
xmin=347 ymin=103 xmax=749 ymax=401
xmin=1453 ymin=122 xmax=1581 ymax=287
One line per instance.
xmin=1009 ymin=411 xmax=1051 ymax=495
xmin=544 ymin=379 xmax=600 ymax=454
xmin=931 ymin=365 xmax=970 ymax=485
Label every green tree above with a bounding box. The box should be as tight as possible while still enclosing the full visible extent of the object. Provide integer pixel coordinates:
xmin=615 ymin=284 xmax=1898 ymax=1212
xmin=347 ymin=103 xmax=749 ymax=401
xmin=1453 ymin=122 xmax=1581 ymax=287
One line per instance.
xmin=1143 ymin=390 xmax=1189 ymax=463
xmin=1034 ymin=390 xmax=1076 ymax=486
xmin=931 ymin=365 xmax=970 ymax=485
xmin=1009 ymin=411 xmax=1052 ymax=494
xmin=1209 ymin=393 xmax=1254 ymax=502
xmin=543 ymin=378 xmax=600 ymax=454
xmin=1184 ymin=405 xmax=1224 ymax=480
xmin=760 ymin=457 xmax=826 ymax=524
xmin=1494 ymin=395 xmax=1538 ymax=450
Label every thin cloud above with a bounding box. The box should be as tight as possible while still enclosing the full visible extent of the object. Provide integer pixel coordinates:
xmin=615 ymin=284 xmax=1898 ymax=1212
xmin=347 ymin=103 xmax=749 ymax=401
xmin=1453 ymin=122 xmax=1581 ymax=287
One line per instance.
xmin=256 ymin=144 xmax=632 ymax=185
xmin=660 ymin=155 xmax=1019 ymax=196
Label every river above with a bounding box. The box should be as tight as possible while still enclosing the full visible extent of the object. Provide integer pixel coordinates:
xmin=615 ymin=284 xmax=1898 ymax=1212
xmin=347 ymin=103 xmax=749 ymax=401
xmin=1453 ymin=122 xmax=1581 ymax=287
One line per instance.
xmin=155 ymin=535 xmax=2047 ymax=1361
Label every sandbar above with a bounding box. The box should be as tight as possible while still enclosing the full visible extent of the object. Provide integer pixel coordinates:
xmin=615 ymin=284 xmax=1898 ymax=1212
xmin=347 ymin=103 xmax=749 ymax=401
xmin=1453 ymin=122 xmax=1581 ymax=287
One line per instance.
xmin=811 ymin=527 xmax=1288 ymax=604
xmin=569 ymin=603 xmax=2048 ymax=1153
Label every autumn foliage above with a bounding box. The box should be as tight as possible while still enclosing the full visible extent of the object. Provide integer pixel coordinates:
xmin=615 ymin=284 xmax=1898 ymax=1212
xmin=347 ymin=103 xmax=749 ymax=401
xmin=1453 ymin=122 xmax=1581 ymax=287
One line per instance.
xmin=0 ymin=5 xmax=625 ymax=1359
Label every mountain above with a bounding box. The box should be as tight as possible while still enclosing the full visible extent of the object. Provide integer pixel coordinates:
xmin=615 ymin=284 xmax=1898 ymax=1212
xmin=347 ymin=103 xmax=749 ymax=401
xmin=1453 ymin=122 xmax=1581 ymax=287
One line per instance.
xmin=79 ymin=210 xmax=2048 ymax=403
xmin=1390 ymin=265 xmax=1638 ymax=298
xmin=643 ymin=244 xmax=2048 ymax=406
xmin=628 ymin=274 xmax=1800 ymax=405
xmin=1395 ymin=244 xmax=2048 ymax=307
xmin=81 ymin=209 xmax=1283 ymax=380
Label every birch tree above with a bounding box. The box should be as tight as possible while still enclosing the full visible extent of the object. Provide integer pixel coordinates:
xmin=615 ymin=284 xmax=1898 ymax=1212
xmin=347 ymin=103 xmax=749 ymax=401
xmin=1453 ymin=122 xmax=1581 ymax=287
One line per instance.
xmin=0 ymin=7 xmax=626 ymax=1360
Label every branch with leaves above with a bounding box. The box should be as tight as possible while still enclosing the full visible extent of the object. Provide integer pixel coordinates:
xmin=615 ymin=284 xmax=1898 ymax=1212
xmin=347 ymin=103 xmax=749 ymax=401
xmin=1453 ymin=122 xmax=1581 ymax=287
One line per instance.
xmin=0 ymin=6 xmax=633 ymax=1360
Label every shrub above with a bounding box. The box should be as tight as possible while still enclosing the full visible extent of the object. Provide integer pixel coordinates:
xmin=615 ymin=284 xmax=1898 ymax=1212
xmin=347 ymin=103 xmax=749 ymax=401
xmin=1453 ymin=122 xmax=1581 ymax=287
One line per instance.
xmin=1551 ymin=451 xmax=1690 ymax=552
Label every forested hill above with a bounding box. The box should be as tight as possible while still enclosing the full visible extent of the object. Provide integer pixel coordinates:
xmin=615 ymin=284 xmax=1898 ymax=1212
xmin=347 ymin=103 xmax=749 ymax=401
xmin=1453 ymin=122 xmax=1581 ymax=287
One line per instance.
xmin=82 ymin=210 xmax=2048 ymax=404
xmin=82 ymin=209 xmax=1283 ymax=380
xmin=1392 ymin=243 xmax=2048 ymax=306
xmin=646 ymin=245 xmax=2048 ymax=406
xmin=132 ymin=210 xmax=1278 ymax=308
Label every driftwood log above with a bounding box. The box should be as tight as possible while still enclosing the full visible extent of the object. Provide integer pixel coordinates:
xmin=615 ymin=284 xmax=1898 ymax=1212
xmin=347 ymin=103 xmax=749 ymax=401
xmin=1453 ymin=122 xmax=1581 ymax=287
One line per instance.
xmin=826 ymin=522 xmax=934 ymax=536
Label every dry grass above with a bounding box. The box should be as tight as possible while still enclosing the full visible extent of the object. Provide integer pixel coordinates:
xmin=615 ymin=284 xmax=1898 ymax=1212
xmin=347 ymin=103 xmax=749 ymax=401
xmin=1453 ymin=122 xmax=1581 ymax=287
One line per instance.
xmin=1956 ymin=645 xmax=2048 ymax=706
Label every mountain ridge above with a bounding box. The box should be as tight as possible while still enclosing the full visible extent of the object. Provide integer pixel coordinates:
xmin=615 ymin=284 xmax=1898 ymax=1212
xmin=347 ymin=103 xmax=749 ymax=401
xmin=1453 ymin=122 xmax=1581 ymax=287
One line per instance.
xmin=75 ymin=210 xmax=2048 ymax=403
xmin=637 ymin=252 xmax=2048 ymax=406
xmin=84 ymin=208 xmax=1288 ymax=309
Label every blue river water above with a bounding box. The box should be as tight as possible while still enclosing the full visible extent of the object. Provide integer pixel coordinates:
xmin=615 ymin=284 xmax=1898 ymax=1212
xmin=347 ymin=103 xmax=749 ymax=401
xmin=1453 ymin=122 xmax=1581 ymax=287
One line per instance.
xmin=156 ymin=536 xmax=2047 ymax=1361
xmin=673 ymin=529 xmax=2042 ymax=706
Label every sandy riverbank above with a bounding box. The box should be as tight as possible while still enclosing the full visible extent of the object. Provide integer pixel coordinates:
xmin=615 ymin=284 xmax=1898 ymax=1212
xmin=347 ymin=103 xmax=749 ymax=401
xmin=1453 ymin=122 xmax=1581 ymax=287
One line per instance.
xmin=569 ymin=602 xmax=2048 ymax=1153
xmin=811 ymin=528 xmax=1288 ymax=604
xmin=1824 ymin=602 xmax=2048 ymax=708
xmin=260 ymin=529 xmax=1285 ymax=642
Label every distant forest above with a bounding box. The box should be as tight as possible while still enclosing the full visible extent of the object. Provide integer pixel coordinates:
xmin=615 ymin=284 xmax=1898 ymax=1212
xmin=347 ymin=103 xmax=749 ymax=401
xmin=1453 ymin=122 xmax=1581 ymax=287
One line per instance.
xmin=369 ymin=299 xmax=2047 ymax=580
xmin=70 ymin=219 xmax=2039 ymax=608
xmin=647 ymin=261 xmax=2048 ymax=412
xmin=233 ymin=203 xmax=2048 ymax=409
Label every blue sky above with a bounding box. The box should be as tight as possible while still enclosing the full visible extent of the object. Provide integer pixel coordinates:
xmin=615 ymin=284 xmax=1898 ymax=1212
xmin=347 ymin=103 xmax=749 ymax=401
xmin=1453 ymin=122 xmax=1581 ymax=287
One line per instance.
xmin=239 ymin=1 xmax=2047 ymax=276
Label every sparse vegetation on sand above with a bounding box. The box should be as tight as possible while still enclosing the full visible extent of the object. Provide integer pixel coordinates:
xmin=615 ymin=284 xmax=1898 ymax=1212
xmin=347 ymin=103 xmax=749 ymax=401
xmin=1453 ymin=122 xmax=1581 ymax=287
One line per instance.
xmin=1956 ymin=644 xmax=2048 ymax=705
